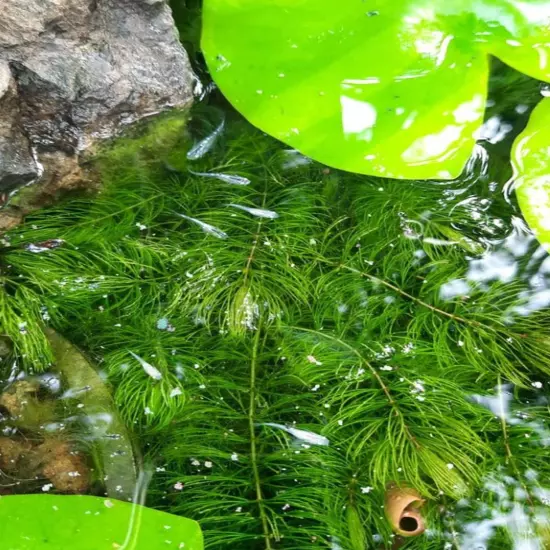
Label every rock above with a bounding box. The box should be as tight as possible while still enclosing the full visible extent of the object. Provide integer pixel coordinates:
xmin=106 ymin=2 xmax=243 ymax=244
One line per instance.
xmin=0 ymin=437 xmax=32 ymax=472
xmin=0 ymin=61 xmax=39 ymax=190
xmin=0 ymin=0 xmax=194 ymax=198
xmin=38 ymin=439 xmax=90 ymax=493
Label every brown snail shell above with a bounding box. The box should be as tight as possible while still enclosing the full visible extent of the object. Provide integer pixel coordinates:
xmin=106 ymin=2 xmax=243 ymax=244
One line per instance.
xmin=384 ymin=484 xmax=426 ymax=537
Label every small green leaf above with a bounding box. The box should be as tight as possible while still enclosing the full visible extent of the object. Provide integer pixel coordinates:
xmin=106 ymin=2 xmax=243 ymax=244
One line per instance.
xmin=512 ymin=98 xmax=550 ymax=250
xmin=0 ymin=494 xmax=202 ymax=550
xmin=202 ymin=0 xmax=550 ymax=179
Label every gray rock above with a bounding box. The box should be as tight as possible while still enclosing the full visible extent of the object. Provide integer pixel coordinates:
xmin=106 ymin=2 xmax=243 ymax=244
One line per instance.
xmin=0 ymin=0 xmax=194 ymax=193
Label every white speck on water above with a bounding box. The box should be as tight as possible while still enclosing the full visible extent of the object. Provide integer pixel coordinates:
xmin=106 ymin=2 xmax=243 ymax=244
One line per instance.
xmin=157 ymin=318 xmax=170 ymax=330
xmin=402 ymin=343 xmax=414 ymax=354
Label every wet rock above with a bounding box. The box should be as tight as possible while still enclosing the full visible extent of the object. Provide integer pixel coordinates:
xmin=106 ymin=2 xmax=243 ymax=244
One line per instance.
xmin=0 ymin=0 xmax=194 ymax=200
xmin=0 ymin=380 xmax=56 ymax=429
xmin=0 ymin=61 xmax=39 ymax=190
xmin=0 ymin=437 xmax=32 ymax=471
xmin=37 ymin=439 xmax=90 ymax=493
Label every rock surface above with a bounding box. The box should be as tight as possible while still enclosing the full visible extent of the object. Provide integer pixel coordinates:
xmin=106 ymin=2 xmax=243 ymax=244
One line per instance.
xmin=0 ymin=0 xmax=194 ymax=195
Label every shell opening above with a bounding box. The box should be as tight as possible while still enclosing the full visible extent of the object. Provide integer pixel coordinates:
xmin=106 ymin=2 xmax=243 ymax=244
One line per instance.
xmin=399 ymin=516 xmax=419 ymax=532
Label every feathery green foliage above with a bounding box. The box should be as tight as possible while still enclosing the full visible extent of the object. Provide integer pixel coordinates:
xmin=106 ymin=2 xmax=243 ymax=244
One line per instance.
xmin=1 ymin=91 xmax=550 ymax=549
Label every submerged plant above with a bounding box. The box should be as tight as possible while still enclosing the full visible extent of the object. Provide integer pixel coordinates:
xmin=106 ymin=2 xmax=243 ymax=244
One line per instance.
xmin=1 ymin=100 xmax=550 ymax=548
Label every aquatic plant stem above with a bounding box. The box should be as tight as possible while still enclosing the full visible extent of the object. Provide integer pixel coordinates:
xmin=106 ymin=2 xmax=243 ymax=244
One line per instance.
xmin=248 ymin=326 xmax=273 ymax=549
xmin=73 ymin=194 xmax=164 ymax=230
xmin=341 ymin=265 xmax=479 ymax=329
xmin=243 ymin=221 xmax=262 ymax=285
xmin=293 ymin=327 xmax=420 ymax=450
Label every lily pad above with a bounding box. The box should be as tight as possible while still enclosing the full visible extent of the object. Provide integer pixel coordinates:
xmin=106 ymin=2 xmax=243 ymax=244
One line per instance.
xmin=512 ymin=98 xmax=550 ymax=250
xmin=46 ymin=329 xmax=137 ymax=500
xmin=0 ymin=494 xmax=202 ymax=549
xmin=202 ymin=0 xmax=550 ymax=179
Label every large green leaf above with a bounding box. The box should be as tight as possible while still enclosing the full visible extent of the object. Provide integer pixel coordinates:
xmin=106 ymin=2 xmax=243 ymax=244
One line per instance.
xmin=0 ymin=494 xmax=202 ymax=550
xmin=46 ymin=328 xmax=137 ymax=500
xmin=202 ymin=0 xmax=550 ymax=180
xmin=512 ymin=98 xmax=550 ymax=250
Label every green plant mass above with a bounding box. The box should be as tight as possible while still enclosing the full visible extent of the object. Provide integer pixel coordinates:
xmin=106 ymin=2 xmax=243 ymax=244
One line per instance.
xmin=0 ymin=494 xmax=202 ymax=549
xmin=2 ymin=96 xmax=550 ymax=548
xmin=201 ymin=0 xmax=550 ymax=181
